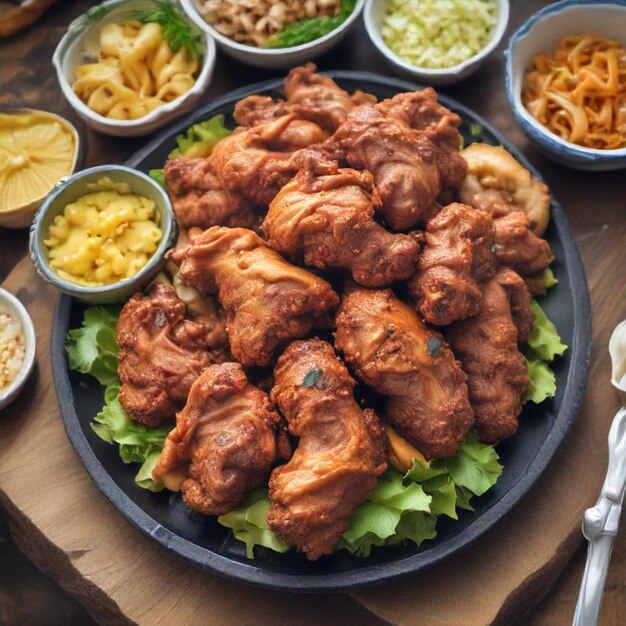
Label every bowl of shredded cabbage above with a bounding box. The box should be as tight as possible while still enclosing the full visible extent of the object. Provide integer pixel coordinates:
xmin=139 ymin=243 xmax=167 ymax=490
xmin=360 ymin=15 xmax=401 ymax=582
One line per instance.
xmin=364 ymin=0 xmax=509 ymax=85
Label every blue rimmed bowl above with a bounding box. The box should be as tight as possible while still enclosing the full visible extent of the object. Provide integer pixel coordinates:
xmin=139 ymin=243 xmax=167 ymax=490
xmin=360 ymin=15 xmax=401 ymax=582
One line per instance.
xmin=506 ymin=0 xmax=626 ymax=171
xmin=29 ymin=165 xmax=177 ymax=304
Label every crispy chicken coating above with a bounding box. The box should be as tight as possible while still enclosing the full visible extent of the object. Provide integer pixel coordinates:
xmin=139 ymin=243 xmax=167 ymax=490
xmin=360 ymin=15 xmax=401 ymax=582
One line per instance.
xmin=175 ymin=226 xmax=339 ymax=367
xmin=267 ymin=339 xmax=387 ymax=560
xmin=117 ymin=283 xmax=230 ymax=428
xmin=152 ymin=362 xmax=286 ymax=514
xmin=284 ymin=62 xmax=377 ymax=133
xmin=447 ymin=268 xmax=531 ymax=444
xmin=459 ymin=143 xmax=551 ymax=236
xmin=164 ymin=157 xmax=258 ymax=231
xmin=494 ymin=267 xmax=535 ymax=342
xmin=377 ymin=89 xmax=467 ymax=199
xmin=332 ymin=104 xmax=441 ymax=231
xmin=233 ymin=94 xmax=289 ymax=126
xmin=263 ymin=158 xmax=421 ymax=287
xmin=494 ymin=211 xmax=554 ymax=276
xmin=408 ymin=202 xmax=496 ymax=326
xmin=335 ymin=287 xmax=474 ymax=459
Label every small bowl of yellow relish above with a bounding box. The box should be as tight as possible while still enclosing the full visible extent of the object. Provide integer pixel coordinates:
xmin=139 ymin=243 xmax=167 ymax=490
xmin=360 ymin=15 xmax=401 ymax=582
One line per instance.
xmin=0 ymin=109 xmax=84 ymax=229
xmin=29 ymin=165 xmax=177 ymax=304
xmin=364 ymin=0 xmax=509 ymax=85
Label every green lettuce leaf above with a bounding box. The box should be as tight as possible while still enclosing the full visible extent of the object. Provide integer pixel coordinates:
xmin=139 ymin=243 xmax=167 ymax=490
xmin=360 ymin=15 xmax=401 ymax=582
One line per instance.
xmin=526 ymin=300 xmax=568 ymax=362
xmin=92 ymin=384 xmax=170 ymax=492
xmin=149 ymin=115 xmax=232 ymax=187
xmin=525 ymin=358 xmax=557 ymax=404
xmin=218 ymin=489 xmax=290 ymax=559
xmin=219 ymin=431 xmax=503 ymax=559
xmin=66 ymin=306 xmax=120 ymax=386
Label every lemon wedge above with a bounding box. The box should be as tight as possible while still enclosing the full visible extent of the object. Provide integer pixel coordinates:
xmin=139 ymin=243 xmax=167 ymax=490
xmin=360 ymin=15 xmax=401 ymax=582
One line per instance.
xmin=0 ymin=111 xmax=77 ymax=225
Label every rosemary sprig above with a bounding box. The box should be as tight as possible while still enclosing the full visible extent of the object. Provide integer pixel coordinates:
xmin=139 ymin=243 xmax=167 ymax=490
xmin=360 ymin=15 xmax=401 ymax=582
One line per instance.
xmin=127 ymin=0 xmax=201 ymax=58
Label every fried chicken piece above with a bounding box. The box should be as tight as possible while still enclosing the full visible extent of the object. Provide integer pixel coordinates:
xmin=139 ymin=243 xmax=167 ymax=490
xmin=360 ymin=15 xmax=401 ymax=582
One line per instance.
xmin=447 ymin=268 xmax=531 ymax=444
xmin=408 ymin=202 xmax=496 ymax=326
xmin=263 ymin=158 xmax=420 ymax=287
xmin=152 ymin=362 xmax=286 ymax=514
xmin=267 ymin=339 xmax=387 ymax=560
xmin=332 ymin=105 xmax=441 ymax=231
xmin=494 ymin=267 xmax=535 ymax=342
xmin=459 ymin=143 xmax=551 ymax=236
xmin=117 ymin=283 xmax=230 ymax=428
xmin=377 ymin=89 xmax=467 ymax=198
xmin=284 ymin=62 xmax=377 ymax=133
xmin=335 ymin=286 xmax=473 ymax=459
xmin=164 ymin=157 xmax=259 ymax=231
xmin=175 ymin=226 xmax=339 ymax=367
xmin=233 ymin=95 xmax=289 ymax=126
xmin=494 ymin=211 xmax=554 ymax=276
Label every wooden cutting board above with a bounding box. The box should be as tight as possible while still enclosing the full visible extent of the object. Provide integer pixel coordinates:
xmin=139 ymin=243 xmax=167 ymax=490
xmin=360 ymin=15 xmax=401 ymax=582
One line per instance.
xmin=0 ymin=250 xmax=622 ymax=626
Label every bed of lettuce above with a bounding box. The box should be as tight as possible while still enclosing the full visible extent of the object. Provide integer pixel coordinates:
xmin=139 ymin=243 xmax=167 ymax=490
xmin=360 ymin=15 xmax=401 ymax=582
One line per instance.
xmin=65 ymin=115 xmax=567 ymax=558
xmin=66 ymin=267 xmax=566 ymax=558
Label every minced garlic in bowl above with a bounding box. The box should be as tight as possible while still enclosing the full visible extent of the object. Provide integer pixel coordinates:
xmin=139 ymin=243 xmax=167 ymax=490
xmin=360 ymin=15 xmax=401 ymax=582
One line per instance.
xmin=0 ymin=310 xmax=26 ymax=393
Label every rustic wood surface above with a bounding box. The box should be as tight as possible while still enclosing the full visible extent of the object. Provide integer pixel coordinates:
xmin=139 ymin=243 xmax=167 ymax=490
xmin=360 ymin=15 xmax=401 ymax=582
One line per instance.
xmin=0 ymin=1 xmax=625 ymax=624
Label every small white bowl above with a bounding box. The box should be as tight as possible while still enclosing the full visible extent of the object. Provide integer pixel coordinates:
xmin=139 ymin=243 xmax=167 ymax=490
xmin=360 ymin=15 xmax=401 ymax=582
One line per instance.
xmin=0 ymin=288 xmax=36 ymax=412
xmin=52 ymin=0 xmax=216 ymax=137
xmin=180 ymin=0 xmax=365 ymax=69
xmin=506 ymin=0 xmax=626 ymax=171
xmin=364 ymin=0 xmax=509 ymax=86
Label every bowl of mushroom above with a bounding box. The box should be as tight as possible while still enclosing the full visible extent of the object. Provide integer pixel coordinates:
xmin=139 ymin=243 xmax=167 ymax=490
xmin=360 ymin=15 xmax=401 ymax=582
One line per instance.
xmin=180 ymin=0 xmax=365 ymax=69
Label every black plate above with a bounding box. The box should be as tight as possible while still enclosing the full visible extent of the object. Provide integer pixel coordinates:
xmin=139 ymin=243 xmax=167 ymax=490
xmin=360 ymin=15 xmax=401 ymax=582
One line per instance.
xmin=52 ymin=72 xmax=591 ymax=592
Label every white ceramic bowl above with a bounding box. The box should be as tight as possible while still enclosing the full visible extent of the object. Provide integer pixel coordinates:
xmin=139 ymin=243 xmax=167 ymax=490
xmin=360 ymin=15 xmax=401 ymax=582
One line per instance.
xmin=180 ymin=0 xmax=365 ymax=69
xmin=52 ymin=0 xmax=216 ymax=137
xmin=0 ymin=288 xmax=36 ymax=411
xmin=506 ymin=0 xmax=626 ymax=171
xmin=364 ymin=0 xmax=509 ymax=86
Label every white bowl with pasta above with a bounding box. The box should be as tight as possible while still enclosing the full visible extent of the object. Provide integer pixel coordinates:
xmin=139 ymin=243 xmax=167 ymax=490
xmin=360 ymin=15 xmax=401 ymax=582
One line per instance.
xmin=52 ymin=0 xmax=216 ymax=137
xmin=180 ymin=0 xmax=365 ymax=70
xmin=505 ymin=0 xmax=626 ymax=171
xmin=364 ymin=0 xmax=509 ymax=86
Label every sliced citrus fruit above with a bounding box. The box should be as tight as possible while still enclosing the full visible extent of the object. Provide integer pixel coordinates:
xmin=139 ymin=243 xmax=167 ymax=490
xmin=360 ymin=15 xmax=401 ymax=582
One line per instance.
xmin=0 ymin=111 xmax=77 ymax=216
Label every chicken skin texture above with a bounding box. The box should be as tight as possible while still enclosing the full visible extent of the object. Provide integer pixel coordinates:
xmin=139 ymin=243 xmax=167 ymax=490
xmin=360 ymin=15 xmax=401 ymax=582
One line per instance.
xmin=332 ymin=104 xmax=441 ymax=231
xmin=164 ymin=157 xmax=258 ymax=231
xmin=377 ymin=89 xmax=467 ymax=199
xmin=335 ymin=287 xmax=474 ymax=459
xmin=263 ymin=159 xmax=420 ymax=287
xmin=267 ymin=339 xmax=387 ymax=560
xmin=408 ymin=202 xmax=496 ymax=326
xmin=284 ymin=62 xmax=377 ymax=133
xmin=152 ymin=362 xmax=285 ymax=515
xmin=447 ymin=269 xmax=531 ymax=444
xmin=175 ymin=227 xmax=339 ymax=367
xmin=459 ymin=143 xmax=551 ymax=236
xmin=493 ymin=212 xmax=554 ymax=277
xmin=117 ymin=283 xmax=230 ymax=428
xmin=493 ymin=267 xmax=535 ymax=342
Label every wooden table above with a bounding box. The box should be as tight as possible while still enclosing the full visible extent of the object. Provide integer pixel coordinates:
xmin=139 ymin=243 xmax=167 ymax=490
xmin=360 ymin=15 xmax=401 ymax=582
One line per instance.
xmin=1 ymin=1 xmax=625 ymax=624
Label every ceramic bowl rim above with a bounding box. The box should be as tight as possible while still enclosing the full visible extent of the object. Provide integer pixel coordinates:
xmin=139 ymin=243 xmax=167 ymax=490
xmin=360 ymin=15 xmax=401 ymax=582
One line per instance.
xmin=0 ymin=288 xmax=37 ymax=407
xmin=363 ymin=0 xmax=510 ymax=77
xmin=179 ymin=0 xmax=365 ymax=56
xmin=505 ymin=0 xmax=626 ymax=162
xmin=52 ymin=0 xmax=216 ymax=130
xmin=29 ymin=164 xmax=175 ymax=297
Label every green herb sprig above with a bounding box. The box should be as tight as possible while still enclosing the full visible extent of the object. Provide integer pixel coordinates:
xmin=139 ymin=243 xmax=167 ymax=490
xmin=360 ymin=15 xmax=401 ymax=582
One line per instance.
xmin=127 ymin=0 xmax=201 ymax=58
xmin=267 ymin=0 xmax=357 ymax=49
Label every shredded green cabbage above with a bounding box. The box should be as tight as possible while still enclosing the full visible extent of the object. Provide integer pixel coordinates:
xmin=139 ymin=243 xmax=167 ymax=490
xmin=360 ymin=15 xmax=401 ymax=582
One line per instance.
xmin=382 ymin=0 xmax=497 ymax=69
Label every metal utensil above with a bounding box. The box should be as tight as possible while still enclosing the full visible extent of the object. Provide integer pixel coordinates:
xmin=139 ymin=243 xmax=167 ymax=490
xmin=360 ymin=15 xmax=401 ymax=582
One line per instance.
xmin=573 ymin=321 xmax=626 ymax=626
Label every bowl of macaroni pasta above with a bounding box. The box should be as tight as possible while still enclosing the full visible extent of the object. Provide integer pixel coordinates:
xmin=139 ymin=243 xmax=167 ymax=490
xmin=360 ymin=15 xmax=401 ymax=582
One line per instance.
xmin=30 ymin=165 xmax=177 ymax=304
xmin=53 ymin=0 xmax=215 ymax=137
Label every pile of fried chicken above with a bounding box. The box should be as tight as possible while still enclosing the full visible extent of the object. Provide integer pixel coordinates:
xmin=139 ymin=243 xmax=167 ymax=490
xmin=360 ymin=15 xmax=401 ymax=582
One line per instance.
xmin=116 ymin=64 xmax=554 ymax=561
